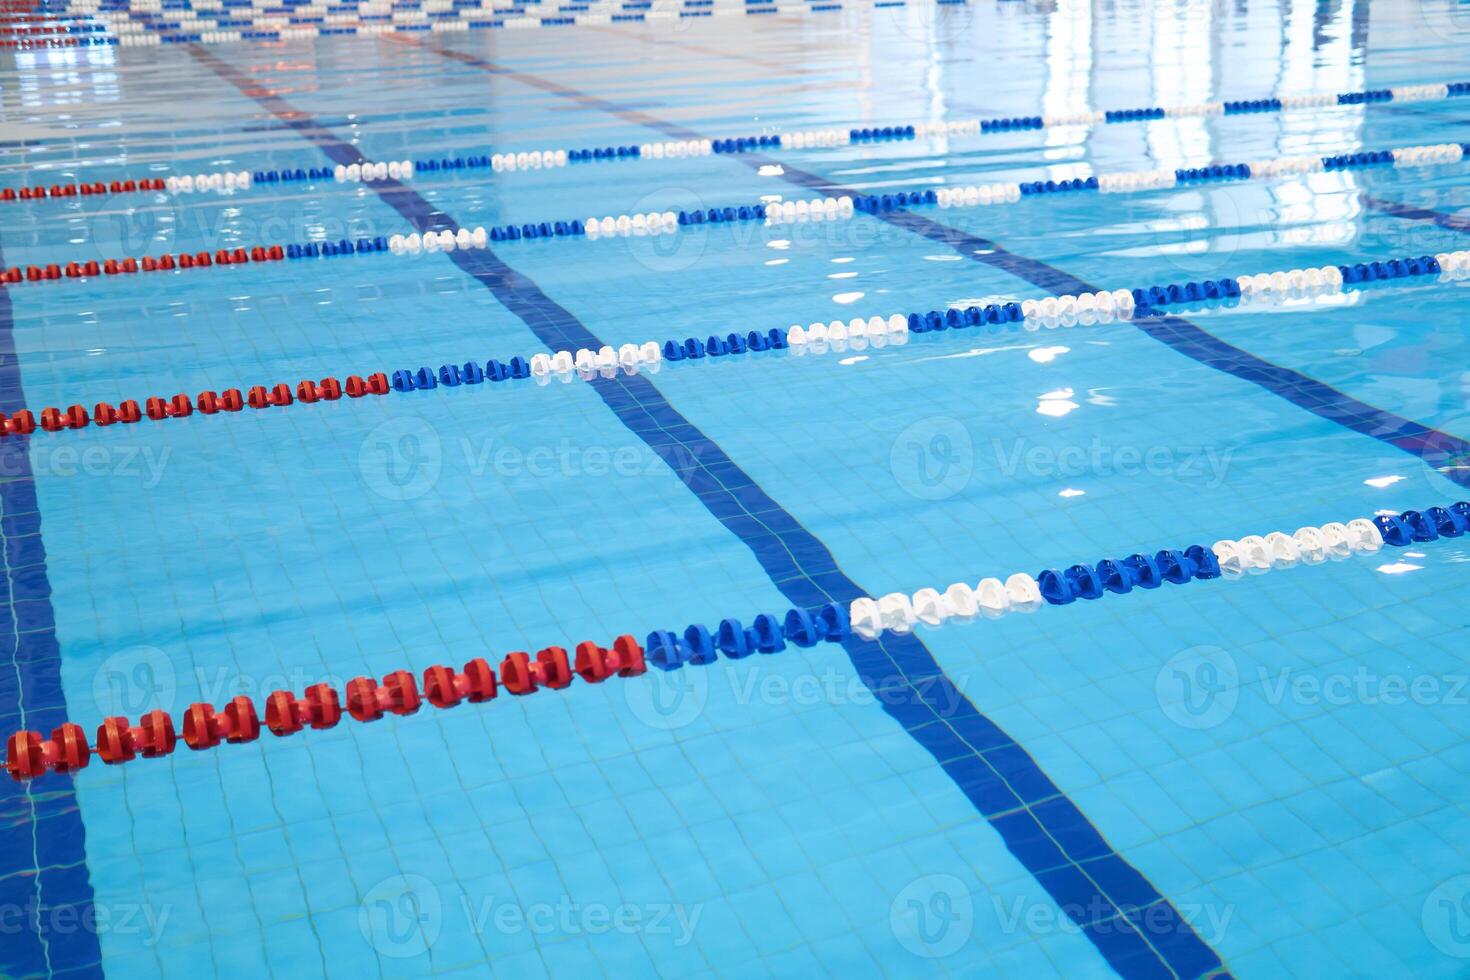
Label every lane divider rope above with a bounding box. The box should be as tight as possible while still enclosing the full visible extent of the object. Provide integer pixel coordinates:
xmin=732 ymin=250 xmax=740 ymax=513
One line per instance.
xmin=8 ymin=502 xmax=1463 ymax=780
xmin=9 ymin=0 xmax=973 ymax=49
xmin=2 ymin=248 xmax=1466 ymax=438
xmin=2 ymin=601 xmax=847 ymax=779
xmin=7 ymin=139 xmax=1464 ymax=272
xmin=4 ymin=85 xmax=1466 ymax=203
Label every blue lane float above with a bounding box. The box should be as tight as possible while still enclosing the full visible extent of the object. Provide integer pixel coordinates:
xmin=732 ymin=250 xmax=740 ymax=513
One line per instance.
xmin=646 ymin=603 xmax=851 ymax=671
xmin=1037 ymin=547 xmax=1222 ymax=605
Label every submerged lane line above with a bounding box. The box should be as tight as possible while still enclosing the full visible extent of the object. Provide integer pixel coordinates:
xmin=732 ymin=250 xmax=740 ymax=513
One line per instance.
xmin=190 ymin=42 xmax=1230 ymax=980
xmin=400 ymin=36 xmax=1470 ymax=495
xmin=1360 ymin=193 xmax=1470 ymax=234
xmin=0 ymin=234 xmax=103 ymax=975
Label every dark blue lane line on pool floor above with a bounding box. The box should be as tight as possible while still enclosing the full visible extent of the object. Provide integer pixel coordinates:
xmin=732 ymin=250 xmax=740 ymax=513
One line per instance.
xmin=415 ymin=37 xmax=1470 ymax=494
xmin=1359 ymin=193 xmax=1470 ymax=235
xmin=0 ymin=244 xmax=104 ymax=977
xmin=849 ymin=209 xmax=1470 ymax=493
xmin=190 ymin=43 xmax=1227 ymax=980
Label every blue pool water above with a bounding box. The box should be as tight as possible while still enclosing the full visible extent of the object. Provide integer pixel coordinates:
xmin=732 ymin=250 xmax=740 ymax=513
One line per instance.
xmin=3 ymin=1 xmax=1470 ymax=976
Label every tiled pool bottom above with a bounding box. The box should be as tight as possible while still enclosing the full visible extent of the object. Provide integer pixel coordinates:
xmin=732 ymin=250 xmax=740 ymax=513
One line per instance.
xmin=4 ymin=0 xmax=1470 ymax=977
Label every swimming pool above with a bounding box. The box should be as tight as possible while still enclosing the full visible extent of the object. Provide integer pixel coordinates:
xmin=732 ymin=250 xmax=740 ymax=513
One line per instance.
xmin=3 ymin=0 xmax=1470 ymax=975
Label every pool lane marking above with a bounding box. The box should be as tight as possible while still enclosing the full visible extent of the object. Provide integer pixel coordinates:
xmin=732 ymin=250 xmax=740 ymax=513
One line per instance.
xmin=5 ymin=80 xmax=1466 ymax=205
xmin=10 ymin=142 xmax=1470 ymax=290
xmin=1359 ymin=193 xmax=1470 ymax=234
xmin=13 ymin=502 xmax=1464 ymax=772
xmin=398 ymin=36 xmax=1470 ymax=495
xmin=8 ymin=141 xmax=1470 ymax=289
xmin=12 ymin=248 xmax=1470 ymax=442
xmin=190 ymin=42 xmax=1230 ymax=980
xmin=0 ymin=234 xmax=103 ymax=976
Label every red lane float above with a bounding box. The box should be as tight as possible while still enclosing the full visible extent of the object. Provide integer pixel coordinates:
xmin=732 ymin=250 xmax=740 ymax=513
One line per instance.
xmin=183 ymin=697 xmax=261 ymax=749
xmin=0 ymin=243 xmax=284 ymax=286
xmin=500 ymin=647 xmax=573 ymax=695
xmin=96 ymin=710 xmax=178 ymax=764
xmin=424 ymin=659 xmax=498 ymax=707
xmin=4 ymin=638 xmax=645 ymax=781
xmin=0 ymin=178 xmax=166 ymax=202
xmin=346 ymin=670 xmax=422 ymax=722
xmin=5 ymin=725 xmax=90 ymax=779
xmin=574 ymin=637 xmax=646 ymax=683
xmin=0 ymin=373 xmax=388 ymax=438
xmin=264 ymin=684 xmax=342 ymax=735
